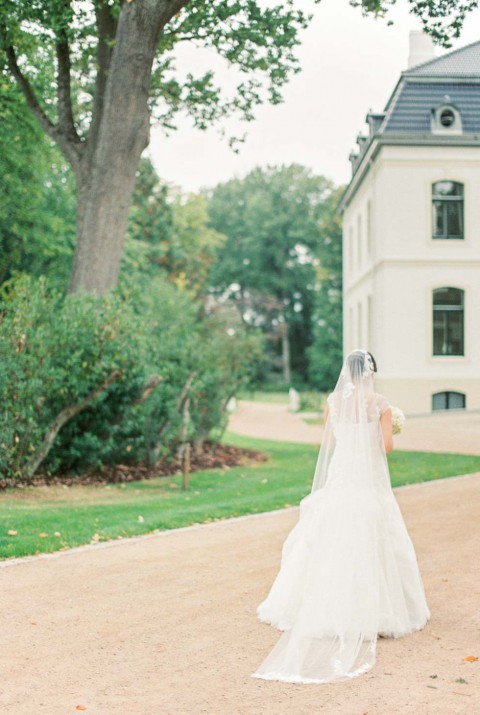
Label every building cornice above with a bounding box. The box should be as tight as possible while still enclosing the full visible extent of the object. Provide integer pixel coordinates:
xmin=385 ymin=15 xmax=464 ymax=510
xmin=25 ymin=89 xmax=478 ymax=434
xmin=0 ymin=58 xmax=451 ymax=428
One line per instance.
xmin=339 ymin=135 xmax=480 ymax=213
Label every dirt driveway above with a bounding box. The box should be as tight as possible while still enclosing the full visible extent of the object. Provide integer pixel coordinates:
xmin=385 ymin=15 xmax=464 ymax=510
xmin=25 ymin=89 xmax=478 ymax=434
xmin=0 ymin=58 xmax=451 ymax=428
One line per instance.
xmin=1 ymin=402 xmax=479 ymax=714
xmin=1 ymin=471 xmax=479 ymax=714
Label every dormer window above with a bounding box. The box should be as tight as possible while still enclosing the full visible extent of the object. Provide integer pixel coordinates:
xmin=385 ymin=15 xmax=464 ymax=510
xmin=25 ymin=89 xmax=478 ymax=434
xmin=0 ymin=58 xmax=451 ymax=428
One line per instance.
xmin=431 ymin=99 xmax=462 ymax=135
xmin=439 ymin=107 xmax=455 ymax=127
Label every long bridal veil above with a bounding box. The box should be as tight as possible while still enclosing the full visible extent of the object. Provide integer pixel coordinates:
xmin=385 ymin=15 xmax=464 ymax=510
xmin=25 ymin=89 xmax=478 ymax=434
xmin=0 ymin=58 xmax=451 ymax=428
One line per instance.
xmin=252 ymin=349 xmax=429 ymax=684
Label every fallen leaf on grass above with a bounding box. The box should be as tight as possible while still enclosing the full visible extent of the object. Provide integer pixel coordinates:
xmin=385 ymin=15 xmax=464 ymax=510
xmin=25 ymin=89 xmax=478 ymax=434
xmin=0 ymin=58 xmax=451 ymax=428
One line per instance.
xmin=137 ymin=515 xmax=144 ymax=523
xmin=463 ymin=656 xmax=478 ymax=662
xmin=54 ymin=531 xmax=61 ymax=537
xmin=38 ymin=533 xmax=48 ymax=538
xmin=7 ymin=530 xmax=18 ymax=536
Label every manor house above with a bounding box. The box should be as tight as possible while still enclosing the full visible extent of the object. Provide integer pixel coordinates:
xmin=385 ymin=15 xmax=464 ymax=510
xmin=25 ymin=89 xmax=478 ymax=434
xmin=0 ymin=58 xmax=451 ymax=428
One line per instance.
xmin=340 ymin=33 xmax=480 ymax=414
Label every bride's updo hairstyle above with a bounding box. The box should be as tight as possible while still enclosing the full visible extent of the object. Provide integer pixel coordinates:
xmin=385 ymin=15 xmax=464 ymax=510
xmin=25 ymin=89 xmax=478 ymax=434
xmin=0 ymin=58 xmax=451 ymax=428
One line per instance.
xmin=346 ymin=350 xmax=378 ymax=382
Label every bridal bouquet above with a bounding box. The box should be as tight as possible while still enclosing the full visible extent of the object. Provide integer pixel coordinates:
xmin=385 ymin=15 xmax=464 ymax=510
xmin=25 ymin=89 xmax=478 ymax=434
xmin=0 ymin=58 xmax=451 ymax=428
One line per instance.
xmin=390 ymin=405 xmax=405 ymax=435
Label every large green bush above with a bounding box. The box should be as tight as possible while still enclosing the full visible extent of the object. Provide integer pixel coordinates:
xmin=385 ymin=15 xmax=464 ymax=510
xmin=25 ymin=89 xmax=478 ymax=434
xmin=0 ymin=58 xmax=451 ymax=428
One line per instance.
xmin=0 ymin=275 xmax=143 ymax=479
xmin=0 ymin=275 xmax=262 ymax=483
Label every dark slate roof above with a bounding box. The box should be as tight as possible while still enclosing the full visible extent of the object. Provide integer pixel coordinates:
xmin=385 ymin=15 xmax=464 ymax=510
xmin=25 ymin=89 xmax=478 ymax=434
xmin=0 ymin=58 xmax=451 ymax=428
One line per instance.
xmin=405 ymin=39 xmax=480 ymax=77
xmin=382 ymin=81 xmax=480 ymax=134
xmin=341 ymin=40 xmax=480 ymax=210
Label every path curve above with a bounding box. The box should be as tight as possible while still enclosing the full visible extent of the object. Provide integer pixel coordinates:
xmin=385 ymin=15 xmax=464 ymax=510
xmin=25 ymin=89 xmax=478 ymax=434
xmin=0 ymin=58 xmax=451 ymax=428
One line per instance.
xmin=229 ymin=400 xmax=480 ymax=454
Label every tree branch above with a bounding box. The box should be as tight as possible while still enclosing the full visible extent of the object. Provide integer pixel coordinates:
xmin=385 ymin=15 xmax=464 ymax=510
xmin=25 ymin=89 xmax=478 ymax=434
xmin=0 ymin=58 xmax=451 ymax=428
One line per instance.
xmin=147 ymin=371 xmax=197 ymax=466
xmin=24 ymin=369 xmax=123 ymax=479
xmin=87 ymin=1 xmax=118 ymax=156
xmin=0 ymin=28 xmax=82 ymax=172
xmin=56 ymin=15 xmax=80 ymax=146
xmin=131 ymin=374 xmax=163 ymax=407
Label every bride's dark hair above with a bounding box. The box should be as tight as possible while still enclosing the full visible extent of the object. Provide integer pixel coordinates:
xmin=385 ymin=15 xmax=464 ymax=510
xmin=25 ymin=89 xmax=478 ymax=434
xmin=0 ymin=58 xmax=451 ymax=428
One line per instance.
xmin=367 ymin=352 xmax=377 ymax=373
xmin=346 ymin=350 xmax=378 ymax=381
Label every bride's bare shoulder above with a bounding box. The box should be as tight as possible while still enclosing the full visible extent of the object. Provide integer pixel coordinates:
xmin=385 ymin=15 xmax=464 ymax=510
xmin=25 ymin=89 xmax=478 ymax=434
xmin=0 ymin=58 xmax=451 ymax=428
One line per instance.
xmin=374 ymin=392 xmax=391 ymax=414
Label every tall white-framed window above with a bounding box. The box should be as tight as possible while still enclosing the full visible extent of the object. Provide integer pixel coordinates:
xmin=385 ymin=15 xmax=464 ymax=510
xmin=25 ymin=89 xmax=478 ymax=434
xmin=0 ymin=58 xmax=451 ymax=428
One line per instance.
xmin=433 ymin=287 xmax=464 ymax=356
xmin=432 ymin=181 xmax=464 ymax=240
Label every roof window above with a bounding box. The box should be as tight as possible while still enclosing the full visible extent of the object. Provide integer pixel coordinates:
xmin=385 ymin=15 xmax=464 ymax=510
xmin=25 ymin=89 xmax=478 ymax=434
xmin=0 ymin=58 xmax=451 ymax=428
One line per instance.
xmin=431 ymin=97 xmax=462 ymax=135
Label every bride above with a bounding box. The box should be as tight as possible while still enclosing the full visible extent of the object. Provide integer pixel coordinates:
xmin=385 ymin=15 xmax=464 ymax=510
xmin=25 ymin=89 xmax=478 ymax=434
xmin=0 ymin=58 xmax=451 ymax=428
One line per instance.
xmin=252 ymin=349 xmax=430 ymax=684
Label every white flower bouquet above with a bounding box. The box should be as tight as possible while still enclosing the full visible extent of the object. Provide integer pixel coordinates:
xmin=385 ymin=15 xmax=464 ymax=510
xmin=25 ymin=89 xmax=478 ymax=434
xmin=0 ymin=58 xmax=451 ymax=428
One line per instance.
xmin=390 ymin=405 xmax=405 ymax=435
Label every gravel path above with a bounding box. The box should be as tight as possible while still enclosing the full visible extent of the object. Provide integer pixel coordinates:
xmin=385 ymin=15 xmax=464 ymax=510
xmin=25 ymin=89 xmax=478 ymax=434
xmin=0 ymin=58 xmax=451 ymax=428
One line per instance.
xmin=1 ymin=402 xmax=479 ymax=713
xmin=229 ymin=401 xmax=480 ymax=454
xmin=0 ymin=473 xmax=479 ymax=714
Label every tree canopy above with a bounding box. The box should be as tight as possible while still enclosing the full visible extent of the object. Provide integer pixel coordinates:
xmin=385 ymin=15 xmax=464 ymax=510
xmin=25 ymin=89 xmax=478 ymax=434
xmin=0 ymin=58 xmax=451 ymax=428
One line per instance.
xmin=352 ymin=0 xmax=478 ymax=45
xmin=207 ymin=164 xmax=338 ymax=384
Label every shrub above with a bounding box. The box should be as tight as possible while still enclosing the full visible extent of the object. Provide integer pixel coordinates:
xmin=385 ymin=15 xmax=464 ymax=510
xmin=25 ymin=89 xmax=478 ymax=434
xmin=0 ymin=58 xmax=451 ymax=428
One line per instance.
xmin=0 ymin=275 xmax=263 ymax=483
xmin=0 ymin=275 xmax=143 ymax=479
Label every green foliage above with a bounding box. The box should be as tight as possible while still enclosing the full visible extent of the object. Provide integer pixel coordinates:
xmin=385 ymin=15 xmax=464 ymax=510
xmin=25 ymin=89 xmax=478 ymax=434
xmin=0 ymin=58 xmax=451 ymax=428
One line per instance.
xmin=351 ymin=0 xmax=478 ymax=46
xmin=0 ymin=77 xmax=75 ymax=287
xmin=307 ymin=190 xmax=344 ymax=392
xmin=207 ymin=164 xmax=337 ymax=382
xmin=126 ymin=159 xmax=225 ymax=297
xmin=0 ymin=0 xmax=315 ymax=145
xmin=0 ymin=275 xmax=142 ymax=478
xmin=0 ymin=275 xmax=263 ymax=482
xmin=298 ymin=391 xmax=327 ymax=413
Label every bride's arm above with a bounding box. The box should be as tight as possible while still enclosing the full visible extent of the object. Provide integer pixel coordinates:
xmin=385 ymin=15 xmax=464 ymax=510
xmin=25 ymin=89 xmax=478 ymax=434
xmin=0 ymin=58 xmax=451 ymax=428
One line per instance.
xmin=380 ymin=408 xmax=393 ymax=453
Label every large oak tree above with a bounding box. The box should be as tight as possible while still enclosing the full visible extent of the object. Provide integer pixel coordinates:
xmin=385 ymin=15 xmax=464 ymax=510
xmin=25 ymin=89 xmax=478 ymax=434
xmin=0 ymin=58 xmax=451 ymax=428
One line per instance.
xmin=0 ymin=0 xmax=314 ymax=293
xmin=1 ymin=0 xmax=475 ymax=295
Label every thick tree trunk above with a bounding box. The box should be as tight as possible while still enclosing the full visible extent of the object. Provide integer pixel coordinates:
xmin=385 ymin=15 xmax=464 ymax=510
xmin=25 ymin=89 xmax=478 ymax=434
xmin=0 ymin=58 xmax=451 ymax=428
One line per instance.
xmin=68 ymin=1 xmax=179 ymax=294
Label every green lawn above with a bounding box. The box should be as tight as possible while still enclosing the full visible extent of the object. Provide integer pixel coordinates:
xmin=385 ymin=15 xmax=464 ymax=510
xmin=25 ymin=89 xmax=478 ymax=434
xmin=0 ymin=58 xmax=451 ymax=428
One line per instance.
xmin=1 ymin=432 xmax=479 ymax=560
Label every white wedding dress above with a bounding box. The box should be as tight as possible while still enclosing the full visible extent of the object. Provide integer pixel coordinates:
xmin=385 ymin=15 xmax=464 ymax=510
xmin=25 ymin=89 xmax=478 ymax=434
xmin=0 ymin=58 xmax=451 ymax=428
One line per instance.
xmin=252 ymin=350 xmax=430 ymax=684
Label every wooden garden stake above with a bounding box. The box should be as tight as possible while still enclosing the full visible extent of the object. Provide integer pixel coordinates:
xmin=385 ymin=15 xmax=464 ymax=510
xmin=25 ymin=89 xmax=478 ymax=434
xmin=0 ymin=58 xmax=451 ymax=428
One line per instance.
xmin=183 ymin=442 xmax=191 ymax=491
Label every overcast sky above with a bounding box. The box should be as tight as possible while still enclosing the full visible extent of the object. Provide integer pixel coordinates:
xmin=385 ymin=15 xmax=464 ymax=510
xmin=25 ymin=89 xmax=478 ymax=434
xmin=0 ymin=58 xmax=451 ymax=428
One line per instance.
xmin=149 ymin=0 xmax=480 ymax=193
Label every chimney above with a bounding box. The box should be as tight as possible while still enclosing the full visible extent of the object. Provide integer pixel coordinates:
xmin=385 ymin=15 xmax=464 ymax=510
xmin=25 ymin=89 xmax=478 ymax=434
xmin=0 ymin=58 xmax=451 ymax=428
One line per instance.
xmin=408 ymin=30 xmax=436 ymax=69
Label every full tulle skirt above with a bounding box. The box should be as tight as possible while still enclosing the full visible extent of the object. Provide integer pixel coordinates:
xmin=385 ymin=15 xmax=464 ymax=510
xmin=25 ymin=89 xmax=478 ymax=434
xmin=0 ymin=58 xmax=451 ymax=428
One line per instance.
xmin=252 ymin=481 xmax=430 ymax=684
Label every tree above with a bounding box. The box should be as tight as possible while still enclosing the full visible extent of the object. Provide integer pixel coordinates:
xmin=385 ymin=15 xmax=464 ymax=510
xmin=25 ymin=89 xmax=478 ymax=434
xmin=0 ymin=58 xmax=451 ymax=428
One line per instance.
xmin=0 ymin=0 xmax=314 ymax=294
xmin=1 ymin=2 xmax=474 ymax=297
xmin=207 ymin=165 xmax=336 ymax=384
xmin=352 ymin=0 xmax=478 ymax=46
xmin=127 ymin=158 xmax=225 ymax=297
xmin=307 ymin=189 xmax=344 ymax=392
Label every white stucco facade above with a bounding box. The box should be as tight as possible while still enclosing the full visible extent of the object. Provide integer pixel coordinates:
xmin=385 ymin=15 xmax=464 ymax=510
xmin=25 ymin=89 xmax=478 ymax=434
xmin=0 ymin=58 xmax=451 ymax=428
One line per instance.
xmin=341 ymin=45 xmax=480 ymax=414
